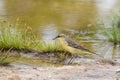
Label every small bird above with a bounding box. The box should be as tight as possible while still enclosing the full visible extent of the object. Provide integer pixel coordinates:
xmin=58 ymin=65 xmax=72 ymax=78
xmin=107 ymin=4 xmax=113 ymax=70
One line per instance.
xmin=53 ymin=34 xmax=101 ymax=64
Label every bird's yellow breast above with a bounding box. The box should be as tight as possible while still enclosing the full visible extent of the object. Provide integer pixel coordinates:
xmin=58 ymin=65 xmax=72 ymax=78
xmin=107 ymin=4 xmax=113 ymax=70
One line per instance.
xmin=58 ymin=37 xmax=88 ymax=55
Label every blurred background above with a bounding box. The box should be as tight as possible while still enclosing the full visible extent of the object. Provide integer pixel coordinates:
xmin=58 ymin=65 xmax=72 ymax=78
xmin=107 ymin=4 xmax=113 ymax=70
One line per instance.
xmin=0 ymin=0 xmax=119 ymax=40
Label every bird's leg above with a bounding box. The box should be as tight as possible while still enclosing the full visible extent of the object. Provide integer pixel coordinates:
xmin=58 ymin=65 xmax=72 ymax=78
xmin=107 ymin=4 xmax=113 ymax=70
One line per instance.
xmin=68 ymin=54 xmax=79 ymax=64
xmin=68 ymin=55 xmax=74 ymax=64
xmin=68 ymin=54 xmax=78 ymax=65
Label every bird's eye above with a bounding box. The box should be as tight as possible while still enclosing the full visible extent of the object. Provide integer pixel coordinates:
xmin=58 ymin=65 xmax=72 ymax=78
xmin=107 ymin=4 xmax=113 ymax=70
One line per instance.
xmin=58 ymin=35 xmax=60 ymax=37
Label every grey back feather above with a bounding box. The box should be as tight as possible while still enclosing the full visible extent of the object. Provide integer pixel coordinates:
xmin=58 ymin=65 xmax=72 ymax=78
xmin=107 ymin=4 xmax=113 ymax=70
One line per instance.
xmin=64 ymin=36 xmax=95 ymax=54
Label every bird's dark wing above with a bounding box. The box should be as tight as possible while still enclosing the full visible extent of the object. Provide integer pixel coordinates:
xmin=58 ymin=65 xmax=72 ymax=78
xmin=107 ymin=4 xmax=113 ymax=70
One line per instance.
xmin=65 ymin=38 xmax=94 ymax=53
xmin=65 ymin=37 xmax=103 ymax=57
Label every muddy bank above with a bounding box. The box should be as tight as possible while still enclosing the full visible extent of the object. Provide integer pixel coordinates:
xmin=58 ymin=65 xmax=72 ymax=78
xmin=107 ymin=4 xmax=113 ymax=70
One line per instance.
xmin=3 ymin=49 xmax=119 ymax=66
xmin=18 ymin=50 xmax=102 ymax=64
xmin=0 ymin=50 xmax=120 ymax=80
xmin=0 ymin=62 xmax=120 ymax=80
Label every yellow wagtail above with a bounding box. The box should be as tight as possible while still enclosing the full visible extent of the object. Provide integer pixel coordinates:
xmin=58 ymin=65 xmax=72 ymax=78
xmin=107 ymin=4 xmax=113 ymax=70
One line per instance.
xmin=53 ymin=34 xmax=103 ymax=64
xmin=53 ymin=34 xmax=101 ymax=58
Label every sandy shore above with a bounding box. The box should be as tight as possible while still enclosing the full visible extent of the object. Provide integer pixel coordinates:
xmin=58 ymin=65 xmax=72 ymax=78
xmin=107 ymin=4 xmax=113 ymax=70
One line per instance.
xmin=0 ymin=62 xmax=120 ymax=80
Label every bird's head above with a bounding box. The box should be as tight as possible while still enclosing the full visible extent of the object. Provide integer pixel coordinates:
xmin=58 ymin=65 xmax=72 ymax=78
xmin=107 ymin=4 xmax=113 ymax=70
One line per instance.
xmin=53 ymin=34 xmax=65 ymax=40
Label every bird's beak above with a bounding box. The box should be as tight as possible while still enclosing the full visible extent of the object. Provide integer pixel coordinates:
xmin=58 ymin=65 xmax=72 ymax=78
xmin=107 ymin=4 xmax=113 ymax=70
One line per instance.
xmin=52 ymin=36 xmax=58 ymax=40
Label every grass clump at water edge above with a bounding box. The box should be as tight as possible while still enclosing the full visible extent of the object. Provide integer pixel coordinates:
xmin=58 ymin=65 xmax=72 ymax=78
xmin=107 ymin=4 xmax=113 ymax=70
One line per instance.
xmin=0 ymin=20 xmax=66 ymax=65
xmin=36 ymin=41 xmax=64 ymax=52
xmin=0 ymin=20 xmax=64 ymax=52
xmin=104 ymin=27 xmax=120 ymax=45
xmin=0 ymin=49 xmax=13 ymax=66
xmin=0 ymin=25 xmax=34 ymax=50
xmin=104 ymin=15 xmax=120 ymax=45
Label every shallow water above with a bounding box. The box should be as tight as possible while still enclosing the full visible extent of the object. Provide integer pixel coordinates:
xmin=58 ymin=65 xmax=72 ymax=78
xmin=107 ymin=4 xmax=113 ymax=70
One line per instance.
xmin=0 ymin=0 xmax=119 ymax=39
xmin=0 ymin=0 xmax=120 ymax=35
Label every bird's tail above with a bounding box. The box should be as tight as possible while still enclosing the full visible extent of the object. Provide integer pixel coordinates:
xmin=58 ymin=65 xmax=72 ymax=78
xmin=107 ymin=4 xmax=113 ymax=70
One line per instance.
xmin=87 ymin=50 xmax=103 ymax=58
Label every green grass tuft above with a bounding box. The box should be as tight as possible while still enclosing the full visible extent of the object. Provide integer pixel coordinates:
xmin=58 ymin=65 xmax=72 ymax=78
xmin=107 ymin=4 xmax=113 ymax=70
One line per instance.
xmin=0 ymin=20 xmax=64 ymax=52
xmin=104 ymin=15 xmax=120 ymax=45
xmin=36 ymin=41 xmax=64 ymax=52
xmin=0 ymin=49 xmax=12 ymax=66
xmin=104 ymin=27 xmax=120 ymax=44
xmin=0 ymin=20 xmax=65 ymax=65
